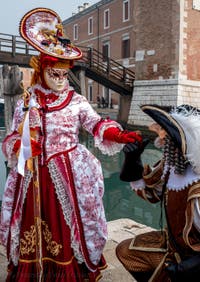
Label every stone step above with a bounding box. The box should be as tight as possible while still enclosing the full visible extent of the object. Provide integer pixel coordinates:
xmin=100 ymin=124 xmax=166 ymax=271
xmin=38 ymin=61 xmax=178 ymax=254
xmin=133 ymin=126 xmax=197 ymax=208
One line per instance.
xmin=0 ymin=218 xmax=154 ymax=282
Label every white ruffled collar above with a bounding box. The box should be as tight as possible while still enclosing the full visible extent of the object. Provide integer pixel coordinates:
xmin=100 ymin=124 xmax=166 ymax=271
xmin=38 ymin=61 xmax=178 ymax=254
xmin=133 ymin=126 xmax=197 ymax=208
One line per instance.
xmin=30 ymin=84 xmax=74 ymax=108
xmin=164 ymin=165 xmax=200 ymax=191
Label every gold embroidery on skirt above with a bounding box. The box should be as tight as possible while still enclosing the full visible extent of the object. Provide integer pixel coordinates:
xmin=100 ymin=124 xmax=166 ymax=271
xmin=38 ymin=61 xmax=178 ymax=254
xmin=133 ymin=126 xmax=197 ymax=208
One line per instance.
xmin=20 ymin=225 xmax=36 ymax=256
xmin=42 ymin=221 xmax=62 ymax=256
xmin=20 ymin=221 xmax=62 ymax=256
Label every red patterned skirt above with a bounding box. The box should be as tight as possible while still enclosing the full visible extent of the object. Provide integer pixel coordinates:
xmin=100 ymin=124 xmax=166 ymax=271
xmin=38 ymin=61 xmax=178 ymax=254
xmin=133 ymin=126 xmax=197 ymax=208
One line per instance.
xmin=6 ymin=166 xmax=107 ymax=281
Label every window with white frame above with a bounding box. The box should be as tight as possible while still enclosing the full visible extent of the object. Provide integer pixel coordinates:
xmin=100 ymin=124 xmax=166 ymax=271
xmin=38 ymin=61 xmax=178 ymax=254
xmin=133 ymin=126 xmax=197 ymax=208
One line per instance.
xmin=123 ymin=0 xmax=130 ymax=22
xmin=104 ymin=9 xmax=110 ymax=29
xmin=73 ymin=24 xmax=78 ymax=40
xmin=122 ymin=36 xmax=130 ymax=58
xmin=102 ymin=42 xmax=110 ymax=62
xmin=88 ymin=17 xmax=93 ymax=35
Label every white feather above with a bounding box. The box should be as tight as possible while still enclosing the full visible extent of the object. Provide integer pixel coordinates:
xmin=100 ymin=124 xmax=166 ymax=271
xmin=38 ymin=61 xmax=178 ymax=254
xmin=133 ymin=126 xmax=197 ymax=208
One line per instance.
xmin=171 ymin=106 xmax=200 ymax=174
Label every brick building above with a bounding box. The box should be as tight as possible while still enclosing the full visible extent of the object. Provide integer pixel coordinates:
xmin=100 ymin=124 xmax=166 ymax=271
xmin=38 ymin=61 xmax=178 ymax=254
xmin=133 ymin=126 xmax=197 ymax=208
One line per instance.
xmin=63 ymin=0 xmax=200 ymax=126
xmin=63 ymin=0 xmax=134 ymax=110
xmin=128 ymin=0 xmax=200 ymax=126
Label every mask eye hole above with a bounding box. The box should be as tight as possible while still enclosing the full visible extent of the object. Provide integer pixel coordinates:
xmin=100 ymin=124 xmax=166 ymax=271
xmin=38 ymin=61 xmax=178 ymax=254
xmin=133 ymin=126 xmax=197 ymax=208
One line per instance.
xmin=52 ymin=72 xmax=59 ymax=78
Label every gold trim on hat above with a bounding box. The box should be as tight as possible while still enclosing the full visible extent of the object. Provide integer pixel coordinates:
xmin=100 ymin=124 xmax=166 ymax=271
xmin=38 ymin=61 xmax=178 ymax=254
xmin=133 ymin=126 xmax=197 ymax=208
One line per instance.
xmin=141 ymin=105 xmax=187 ymax=155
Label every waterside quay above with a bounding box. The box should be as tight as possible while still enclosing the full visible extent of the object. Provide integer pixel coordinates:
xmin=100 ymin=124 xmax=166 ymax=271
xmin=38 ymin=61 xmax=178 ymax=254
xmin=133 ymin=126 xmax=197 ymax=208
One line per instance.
xmin=0 ymin=218 xmax=154 ymax=282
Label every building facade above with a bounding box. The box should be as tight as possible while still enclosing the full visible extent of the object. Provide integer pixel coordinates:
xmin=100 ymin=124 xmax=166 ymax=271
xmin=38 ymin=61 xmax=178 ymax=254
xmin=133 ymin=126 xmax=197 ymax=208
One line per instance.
xmin=63 ymin=0 xmax=200 ymax=127
xmin=63 ymin=0 xmax=134 ymax=109
xmin=128 ymin=0 xmax=200 ymax=127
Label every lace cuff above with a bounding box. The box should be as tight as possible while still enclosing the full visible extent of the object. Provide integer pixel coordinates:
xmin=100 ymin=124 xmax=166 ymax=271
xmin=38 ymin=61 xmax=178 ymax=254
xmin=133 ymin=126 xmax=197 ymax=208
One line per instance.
xmin=130 ymin=179 xmax=146 ymax=191
xmin=94 ymin=119 xmax=124 ymax=155
xmin=2 ymin=132 xmax=20 ymax=168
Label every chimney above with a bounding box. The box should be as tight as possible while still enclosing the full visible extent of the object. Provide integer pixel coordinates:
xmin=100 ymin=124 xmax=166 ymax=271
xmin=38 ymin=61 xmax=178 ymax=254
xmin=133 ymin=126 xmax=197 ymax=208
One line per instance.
xmin=78 ymin=6 xmax=84 ymax=12
xmin=83 ymin=3 xmax=90 ymax=9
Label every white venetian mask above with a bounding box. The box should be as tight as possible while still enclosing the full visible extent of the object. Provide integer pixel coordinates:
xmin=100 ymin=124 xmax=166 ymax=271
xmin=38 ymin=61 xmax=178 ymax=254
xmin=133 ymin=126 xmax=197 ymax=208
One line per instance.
xmin=43 ymin=67 xmax=69 ymax=92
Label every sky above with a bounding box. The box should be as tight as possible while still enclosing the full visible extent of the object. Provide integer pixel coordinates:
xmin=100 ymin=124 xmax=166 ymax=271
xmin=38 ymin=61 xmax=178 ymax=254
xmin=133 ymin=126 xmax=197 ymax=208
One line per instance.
xmin=0 ymin=0 xmax=98 ymax=36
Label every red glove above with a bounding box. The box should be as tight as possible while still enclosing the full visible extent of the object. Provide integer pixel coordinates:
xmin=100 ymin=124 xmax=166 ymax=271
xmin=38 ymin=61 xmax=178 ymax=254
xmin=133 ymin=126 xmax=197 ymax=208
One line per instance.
xmin=30 ymin=139 xmax=42 ymax=157
xmin=13 ymin=139 xmax=42 ymax=157
xmin=103 ymin=127 xmax=142 ymax=144
xmin=13 ymin=139 xmax=21 ymax=154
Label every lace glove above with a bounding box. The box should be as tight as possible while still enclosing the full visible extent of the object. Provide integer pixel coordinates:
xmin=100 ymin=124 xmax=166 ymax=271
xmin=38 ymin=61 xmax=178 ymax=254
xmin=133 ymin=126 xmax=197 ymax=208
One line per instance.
xmin=103 ymin=127 xmax=142 ymax=144
xmin=120 ymin=138 xmax=149 ymax=182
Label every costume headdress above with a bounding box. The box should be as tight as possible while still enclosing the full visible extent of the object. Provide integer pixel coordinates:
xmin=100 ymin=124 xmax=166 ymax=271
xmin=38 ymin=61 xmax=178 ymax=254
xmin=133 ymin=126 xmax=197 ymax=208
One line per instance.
xmin=19 ymin=7 xmax=82 ymax=62
xmin=141 ymin=104 xmax=200 ymax=174
xmin=19 ymin=7 xmax=82 ymax=84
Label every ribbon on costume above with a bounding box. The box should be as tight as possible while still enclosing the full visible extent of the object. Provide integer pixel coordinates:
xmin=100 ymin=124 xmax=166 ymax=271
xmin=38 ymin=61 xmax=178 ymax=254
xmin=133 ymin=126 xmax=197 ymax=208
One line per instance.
xmin=17 ymin=97 xmax=37 ymax=176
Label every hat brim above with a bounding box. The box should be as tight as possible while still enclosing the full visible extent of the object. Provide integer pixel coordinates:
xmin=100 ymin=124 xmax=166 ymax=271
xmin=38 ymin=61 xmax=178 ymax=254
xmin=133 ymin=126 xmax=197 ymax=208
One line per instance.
xmin=19 ymin=8 xmax=82 ymax=60
xmin=141 ymin=105 xmax=186 ymax=154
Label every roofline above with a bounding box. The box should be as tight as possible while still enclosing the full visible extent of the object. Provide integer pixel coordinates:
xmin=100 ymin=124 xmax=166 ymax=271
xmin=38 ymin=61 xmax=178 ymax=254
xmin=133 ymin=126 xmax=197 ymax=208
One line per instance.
xmin=62 ymin=0 xmax=114 ymax=24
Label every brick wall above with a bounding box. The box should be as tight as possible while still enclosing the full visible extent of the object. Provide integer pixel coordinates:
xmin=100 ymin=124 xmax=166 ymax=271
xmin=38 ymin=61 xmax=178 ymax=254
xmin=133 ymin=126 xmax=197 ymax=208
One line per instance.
xmin=63 ymin=0 xmax=135 ymax=106
xmin=184 ymin=0 xmax=200 ymax=80
xmin=133 ymin=0 xmax=180 ymax=80
xmin=63 ymin=0 xmax=200 ymax=125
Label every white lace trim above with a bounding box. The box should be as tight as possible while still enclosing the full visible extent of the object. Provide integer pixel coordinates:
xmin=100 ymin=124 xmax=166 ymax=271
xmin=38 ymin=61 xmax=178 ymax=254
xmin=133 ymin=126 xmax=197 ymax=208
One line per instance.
xmin=48 ymin=158 xmax=84 ymax=263
xmin=94 ymin=120 xmax=124 ymax=155
xmin=130 ymin=179 xmax=145 ymax=191
xmin=10 ymin=224 xmax=20 ymax=266
xmin=164 ymin=165 xmax=200 ymax=191
xmin=131 ymin=164 xmax=200 ymax=192
xmin=4 ymin=134 xmax=19 ymax=168
xmin=31 ymin=84 xmax=74 ymax=108
xmin=10 ymin=170 xmax=32 ymax=265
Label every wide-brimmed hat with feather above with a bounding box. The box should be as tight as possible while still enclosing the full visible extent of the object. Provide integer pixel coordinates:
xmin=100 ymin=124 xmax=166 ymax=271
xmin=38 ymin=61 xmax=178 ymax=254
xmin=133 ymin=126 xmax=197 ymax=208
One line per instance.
xmin=19 ymin=7 xmax=82 ymax=61
xmin=141 ymin=104 xmax=200 ymax=174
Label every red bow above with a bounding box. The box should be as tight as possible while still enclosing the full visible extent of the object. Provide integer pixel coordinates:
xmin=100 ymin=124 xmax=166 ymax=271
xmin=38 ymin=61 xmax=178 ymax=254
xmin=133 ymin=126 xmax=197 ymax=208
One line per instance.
xmin=35 ymin=89 xmax=59 ymax=106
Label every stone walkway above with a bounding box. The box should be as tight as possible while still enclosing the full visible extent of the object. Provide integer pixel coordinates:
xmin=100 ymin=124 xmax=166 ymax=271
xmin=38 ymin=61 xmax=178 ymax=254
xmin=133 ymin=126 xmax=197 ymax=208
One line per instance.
xmin=0 ymin=244 xmax=6 ymax=282
xmin=0 ymin=218 xmax=154 ymax=282
xmin=101 ymin=218 xmax=154 ymax=282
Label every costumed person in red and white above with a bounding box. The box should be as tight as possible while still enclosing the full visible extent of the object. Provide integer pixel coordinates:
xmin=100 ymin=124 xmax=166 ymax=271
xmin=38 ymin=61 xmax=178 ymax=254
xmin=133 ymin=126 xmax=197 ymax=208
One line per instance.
xmin=116 ymin=104 xmax=200 ymax=282
xmin=0 ymin=8 xmax=142 ymax=282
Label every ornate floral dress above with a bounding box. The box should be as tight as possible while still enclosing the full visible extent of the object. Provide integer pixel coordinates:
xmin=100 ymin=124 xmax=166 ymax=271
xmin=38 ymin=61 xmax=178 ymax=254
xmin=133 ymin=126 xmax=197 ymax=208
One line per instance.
xmin=0 ymin=85 xmax=123 ymax=281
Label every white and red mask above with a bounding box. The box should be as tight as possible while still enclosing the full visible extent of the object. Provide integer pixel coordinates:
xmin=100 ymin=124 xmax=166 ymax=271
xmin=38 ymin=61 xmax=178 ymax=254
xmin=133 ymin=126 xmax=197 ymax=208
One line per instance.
xmin=43 ymin=67 xmax=69 ymax=92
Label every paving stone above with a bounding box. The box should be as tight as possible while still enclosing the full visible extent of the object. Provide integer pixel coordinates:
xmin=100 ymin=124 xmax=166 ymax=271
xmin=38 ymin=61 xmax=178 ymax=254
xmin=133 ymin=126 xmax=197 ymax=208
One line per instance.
xmin=0 ymin=219 xmax=153 ymax=281
xmin=0 ymin=245 xmax=6 ymax=282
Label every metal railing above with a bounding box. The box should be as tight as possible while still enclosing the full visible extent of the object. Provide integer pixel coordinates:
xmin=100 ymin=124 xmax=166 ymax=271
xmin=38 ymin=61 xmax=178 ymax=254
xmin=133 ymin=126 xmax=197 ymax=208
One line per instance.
xmin=78 ymin=46 xmax=135 ymax=87
xmin=0 ymin=33 xmax=38 ymax=56
xmin=0 ymin=33 xmax=135 ymax=89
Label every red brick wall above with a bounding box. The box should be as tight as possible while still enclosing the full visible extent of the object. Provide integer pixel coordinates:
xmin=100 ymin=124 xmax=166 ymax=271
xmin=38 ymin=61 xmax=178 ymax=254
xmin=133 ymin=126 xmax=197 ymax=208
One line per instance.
xmin=63 ymin=0 xmax=180 ymax=84
xmin=64 ymin=0 xmax=135 ymax=59
xmin=185 ymin=0 xmax=200 ymax=80
xmin=63 ymin=0 xmax=200 ymax=106
xmin=63 ymin=0 xmax=135 ymax=105
xmin=133 ymin=0 xmax=180 ymax=80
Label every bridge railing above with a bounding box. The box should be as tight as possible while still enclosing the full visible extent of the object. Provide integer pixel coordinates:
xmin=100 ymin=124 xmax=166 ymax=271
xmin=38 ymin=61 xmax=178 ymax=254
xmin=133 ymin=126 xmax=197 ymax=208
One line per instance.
xmin=0 ymin=33 xmax=135 ymax=88
xmin=78 ymin=46 xmax=135 ymax=87
xmin=0 ymin=33 xmax=37 ymax=56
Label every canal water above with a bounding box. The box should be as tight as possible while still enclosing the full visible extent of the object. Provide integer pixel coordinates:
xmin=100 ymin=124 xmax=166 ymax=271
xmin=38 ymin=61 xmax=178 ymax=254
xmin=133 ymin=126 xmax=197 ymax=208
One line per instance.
xmin=80 ymin=133 xmax=163 ymax=230
xmin=0 ymin=134 xmax=163 ymax=230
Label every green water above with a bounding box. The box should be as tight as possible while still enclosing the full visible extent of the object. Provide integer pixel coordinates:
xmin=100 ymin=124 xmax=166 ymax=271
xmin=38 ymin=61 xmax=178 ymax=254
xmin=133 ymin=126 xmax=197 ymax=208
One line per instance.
xmin=81 ymin=134 xmax=163 ymax=230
